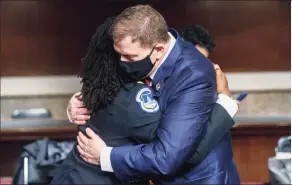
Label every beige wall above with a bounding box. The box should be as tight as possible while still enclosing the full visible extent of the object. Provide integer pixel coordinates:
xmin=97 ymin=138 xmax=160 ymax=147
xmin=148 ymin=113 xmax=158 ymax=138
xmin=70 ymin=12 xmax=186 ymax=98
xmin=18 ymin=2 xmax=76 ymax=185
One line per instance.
xmin=1 ymin=90 xmax=290 ymax=121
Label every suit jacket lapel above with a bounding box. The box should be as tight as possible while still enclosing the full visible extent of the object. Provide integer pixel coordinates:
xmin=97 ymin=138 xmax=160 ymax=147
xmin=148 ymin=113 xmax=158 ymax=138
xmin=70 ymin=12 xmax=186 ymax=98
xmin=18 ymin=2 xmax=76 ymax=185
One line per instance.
xmin=152 ymin=29 xmax=184 ymax=98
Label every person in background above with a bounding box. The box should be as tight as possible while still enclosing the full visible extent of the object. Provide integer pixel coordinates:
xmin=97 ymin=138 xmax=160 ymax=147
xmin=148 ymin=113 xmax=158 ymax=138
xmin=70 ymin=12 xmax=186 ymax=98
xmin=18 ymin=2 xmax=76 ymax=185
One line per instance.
xmin=182 ymin=25 xmax=240 ymax=106
xmin=182 ymin=25 xmax=215 ymax=58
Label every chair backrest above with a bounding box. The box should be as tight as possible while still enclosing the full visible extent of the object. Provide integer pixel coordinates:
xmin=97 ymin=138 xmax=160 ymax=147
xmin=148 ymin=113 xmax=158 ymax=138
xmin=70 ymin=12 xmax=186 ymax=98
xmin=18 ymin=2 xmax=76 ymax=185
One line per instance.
xmin=277 ymin=136 xmax=291 ymax=153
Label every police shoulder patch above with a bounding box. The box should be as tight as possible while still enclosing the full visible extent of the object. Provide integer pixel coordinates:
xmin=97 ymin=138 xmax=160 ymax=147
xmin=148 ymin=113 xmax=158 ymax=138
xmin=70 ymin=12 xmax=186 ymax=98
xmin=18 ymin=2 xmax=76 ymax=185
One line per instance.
xmin=135 ymin=87 xmax=159 ymax=113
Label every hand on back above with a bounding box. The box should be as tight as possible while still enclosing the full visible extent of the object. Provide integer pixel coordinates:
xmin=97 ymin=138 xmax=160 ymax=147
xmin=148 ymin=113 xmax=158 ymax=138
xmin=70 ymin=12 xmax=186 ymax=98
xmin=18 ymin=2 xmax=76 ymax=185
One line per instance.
xmin=67 ymin=92 xmax=90 ymax=125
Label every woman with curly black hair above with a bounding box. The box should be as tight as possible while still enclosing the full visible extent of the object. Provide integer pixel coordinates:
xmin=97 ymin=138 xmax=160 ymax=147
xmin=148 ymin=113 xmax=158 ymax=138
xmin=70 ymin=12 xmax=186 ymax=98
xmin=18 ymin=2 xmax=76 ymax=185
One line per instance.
xmin=182 ymin=25 xmax=215 ymax=58
xmin=50 ymin=17 xmax=161 ymax=184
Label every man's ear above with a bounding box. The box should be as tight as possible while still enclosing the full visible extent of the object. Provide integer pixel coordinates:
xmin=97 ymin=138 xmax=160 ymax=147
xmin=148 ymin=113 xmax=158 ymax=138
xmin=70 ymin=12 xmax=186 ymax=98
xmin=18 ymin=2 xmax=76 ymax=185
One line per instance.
xmin=154 ymin=43 xmax=166 ymax=60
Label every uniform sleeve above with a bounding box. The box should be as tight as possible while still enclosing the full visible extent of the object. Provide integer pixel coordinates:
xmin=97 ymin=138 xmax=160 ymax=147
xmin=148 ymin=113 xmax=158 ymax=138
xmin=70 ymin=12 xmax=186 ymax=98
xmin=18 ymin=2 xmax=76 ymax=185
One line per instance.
xmin=125 ymin=84 xmax=161 ymax=144
xmin=187 ymin=103 xmax=236 ymax=164
xmin=109 ymin=72 xmax=215 ymax=181
xmin=185 ymin=94 xmax=238 ymax=164
xmin=216 ymin=94 xmax=238 ymax=117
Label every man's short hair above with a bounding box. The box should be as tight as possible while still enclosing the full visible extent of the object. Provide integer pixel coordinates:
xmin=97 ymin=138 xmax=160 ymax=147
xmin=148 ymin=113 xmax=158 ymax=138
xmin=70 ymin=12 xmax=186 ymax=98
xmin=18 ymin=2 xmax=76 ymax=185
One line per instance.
xmin=182 ymin=25 xmax=215 ymax=54
xmin=112 ymin=5 xmax=169 ymax=48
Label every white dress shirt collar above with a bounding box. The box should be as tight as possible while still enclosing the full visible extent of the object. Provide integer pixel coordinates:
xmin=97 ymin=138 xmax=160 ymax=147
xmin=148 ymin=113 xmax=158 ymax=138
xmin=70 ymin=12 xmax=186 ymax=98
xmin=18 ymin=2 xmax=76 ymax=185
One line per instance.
xmin=149 ymin=32 xmax=176 ymax=80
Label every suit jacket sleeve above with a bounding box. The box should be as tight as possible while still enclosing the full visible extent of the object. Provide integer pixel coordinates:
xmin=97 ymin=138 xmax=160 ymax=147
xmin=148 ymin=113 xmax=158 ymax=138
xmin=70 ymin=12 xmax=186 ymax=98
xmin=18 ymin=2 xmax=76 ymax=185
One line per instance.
xmin=187 ymin=103 xmax=236 ymax=164
xmin=110 ymin=71 xmax=215 ymax=181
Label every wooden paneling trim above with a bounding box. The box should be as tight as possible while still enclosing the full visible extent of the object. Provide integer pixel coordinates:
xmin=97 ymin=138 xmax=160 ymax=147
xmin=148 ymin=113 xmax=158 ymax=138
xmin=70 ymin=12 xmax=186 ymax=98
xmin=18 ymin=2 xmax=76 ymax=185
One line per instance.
xmin=0 ymin=126 xmax=77 ymax=141
xmin=1 ymin=122 xmax=290 ymax=141
xmin=232 ymin=123 xmax=290 ymax=136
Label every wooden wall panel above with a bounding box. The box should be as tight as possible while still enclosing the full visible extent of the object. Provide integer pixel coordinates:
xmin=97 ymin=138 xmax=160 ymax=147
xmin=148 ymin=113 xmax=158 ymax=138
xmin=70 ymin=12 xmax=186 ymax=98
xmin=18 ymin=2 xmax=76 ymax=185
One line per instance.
xmin=231 ymin=124 xmax=291 ymax=183
xmin=1 ymin=0 xmax=290 ymax=76
xmin=178 ymin=1 xmax=291 ymax=72
xmin=0 ymin=1 xmax=123 ymax=76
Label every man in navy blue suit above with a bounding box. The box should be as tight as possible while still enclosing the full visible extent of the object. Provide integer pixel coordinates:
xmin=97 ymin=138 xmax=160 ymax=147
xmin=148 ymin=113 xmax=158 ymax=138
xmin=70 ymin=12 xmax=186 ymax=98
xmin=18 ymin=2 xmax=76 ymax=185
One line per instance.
xmin=68 ymin=5 xmax=240 ymax=184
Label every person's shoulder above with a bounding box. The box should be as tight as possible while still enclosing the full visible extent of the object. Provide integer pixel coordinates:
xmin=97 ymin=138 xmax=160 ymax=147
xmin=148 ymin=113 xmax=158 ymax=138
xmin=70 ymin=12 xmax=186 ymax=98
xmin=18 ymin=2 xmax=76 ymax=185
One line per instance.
xmin=183 ymin=45 xmax=213 ymax=69
xmin=133 ymin=81 xmax=150 ymax=90
xmin=128 ymin=82 xmax=160 ymax=114
xmin=123 ymin=81 xmax=148 ymax=90
xmin=113 ymin=82 xmax=147 ymax=102
xmin=125 ymin=82 xmax=161 ymax=144
xmin=174 ymin=45 xmax=215 ymax=82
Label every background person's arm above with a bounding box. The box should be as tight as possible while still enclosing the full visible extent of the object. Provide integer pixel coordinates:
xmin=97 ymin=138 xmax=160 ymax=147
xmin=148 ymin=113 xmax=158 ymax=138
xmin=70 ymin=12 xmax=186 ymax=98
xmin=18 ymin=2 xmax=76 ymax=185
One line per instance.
xmin=187 ymin=65 xmax=238 ymax=164
xmin=187 ymin=99 xmax=237 ymax=164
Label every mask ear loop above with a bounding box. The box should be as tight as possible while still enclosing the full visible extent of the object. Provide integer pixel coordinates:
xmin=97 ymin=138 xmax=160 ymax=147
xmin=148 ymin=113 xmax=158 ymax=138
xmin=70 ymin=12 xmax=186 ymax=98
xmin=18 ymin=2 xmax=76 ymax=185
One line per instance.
xmin=147 ymin=44 xmax=159 ymax=78
xmin=148 ymin=44 xmax=157 ymax=56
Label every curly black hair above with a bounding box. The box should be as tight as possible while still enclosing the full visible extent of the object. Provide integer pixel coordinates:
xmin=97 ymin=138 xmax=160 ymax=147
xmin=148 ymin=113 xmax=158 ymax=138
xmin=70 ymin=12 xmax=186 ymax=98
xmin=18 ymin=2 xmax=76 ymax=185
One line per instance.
xmin=182 ymin=25 xmax=215 ymax=54
xmin=78 ymin=17 xmax=125 ymax=113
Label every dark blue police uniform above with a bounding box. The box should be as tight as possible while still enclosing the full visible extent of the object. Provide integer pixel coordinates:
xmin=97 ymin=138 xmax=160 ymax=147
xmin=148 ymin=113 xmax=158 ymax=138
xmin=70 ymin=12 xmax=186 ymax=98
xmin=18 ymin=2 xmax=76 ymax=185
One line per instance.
xmin=50 ymin=82 xmax=161 ymax=184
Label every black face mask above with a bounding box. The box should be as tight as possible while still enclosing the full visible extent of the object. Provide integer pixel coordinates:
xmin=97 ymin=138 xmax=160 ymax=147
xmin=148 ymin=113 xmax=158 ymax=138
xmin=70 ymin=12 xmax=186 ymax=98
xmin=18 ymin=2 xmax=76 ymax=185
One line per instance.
xmin=117 ymin=46 xmax=156 ymax=81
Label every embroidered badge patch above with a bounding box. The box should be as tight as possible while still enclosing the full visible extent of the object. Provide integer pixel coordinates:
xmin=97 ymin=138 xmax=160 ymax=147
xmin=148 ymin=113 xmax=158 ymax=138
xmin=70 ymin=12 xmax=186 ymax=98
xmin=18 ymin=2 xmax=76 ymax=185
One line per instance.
xmin=136 ymin=88 xmax=159 ymax=113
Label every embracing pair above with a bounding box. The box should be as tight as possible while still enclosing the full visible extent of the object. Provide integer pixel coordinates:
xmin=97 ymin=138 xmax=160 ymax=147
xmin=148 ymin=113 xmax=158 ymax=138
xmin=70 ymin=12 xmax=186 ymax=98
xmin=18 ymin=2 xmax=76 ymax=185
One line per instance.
xmin=51 ymin=5 xmax=240 ymax=185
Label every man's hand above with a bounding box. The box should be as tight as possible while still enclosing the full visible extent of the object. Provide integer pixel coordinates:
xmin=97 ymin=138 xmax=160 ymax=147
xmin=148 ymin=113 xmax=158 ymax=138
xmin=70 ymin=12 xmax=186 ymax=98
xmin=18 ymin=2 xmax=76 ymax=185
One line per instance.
xmin=67 ymin=92 xmax=90 ymax=125
xmin=77 ymin=128 xmax=107 ymax=165
xmin=214 ymin=64 xmax=231 ymax=97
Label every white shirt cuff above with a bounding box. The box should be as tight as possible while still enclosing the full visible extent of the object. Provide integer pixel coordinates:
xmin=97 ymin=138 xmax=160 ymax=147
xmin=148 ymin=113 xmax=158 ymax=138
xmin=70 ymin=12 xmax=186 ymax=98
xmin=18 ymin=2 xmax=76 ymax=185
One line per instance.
xmin=216 ymin=93 xmax=238 ymax=118
xmin=67 ymin=108 xmax=73 ymax=123
xmin=100 ymin=147 xmax=114 ymax=172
